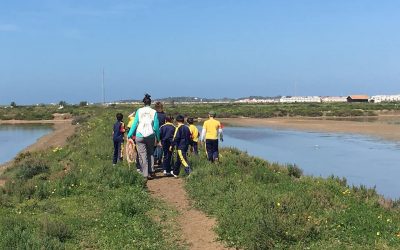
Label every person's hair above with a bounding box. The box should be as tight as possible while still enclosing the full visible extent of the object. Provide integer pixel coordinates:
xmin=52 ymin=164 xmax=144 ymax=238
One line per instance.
xmin=116 ymin=113 xmax=123 ymax=121
xmin=143 ymin=93 xmax=151 ymax=106
xmin=155 ymin=101 xmax=163 ymax=112
xmin=165 ymin=116 xmax=173 ymax=123
xmin=176 ymin=114 xmax=184 ymax=123
xmin=208 ymin=111 xmax=216 ymax=118
xmin=187 ymin=117 xmax=194 ymax=124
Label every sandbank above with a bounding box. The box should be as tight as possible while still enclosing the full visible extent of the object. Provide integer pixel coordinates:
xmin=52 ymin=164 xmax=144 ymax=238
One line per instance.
xmin=221 ymin=116 xmax=400 ymax=142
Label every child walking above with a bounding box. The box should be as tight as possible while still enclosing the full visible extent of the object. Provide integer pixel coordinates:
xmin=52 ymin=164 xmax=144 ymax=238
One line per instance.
xmin=160 ymin=116 xmax=175 ymax=176
xmin=187 ymin=117 xmax=199 ymax=155
xmin=112 ymin=113 xmax=125 ymax=165
xmin=171 ymin=115 xmax=192 ymax=177
xmin=200 ymin=111 xmax=223 ymax=163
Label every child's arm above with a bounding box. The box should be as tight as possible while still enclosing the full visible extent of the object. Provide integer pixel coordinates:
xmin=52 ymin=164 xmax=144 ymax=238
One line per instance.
xmin=200 ymin=125 xmax=206 ymax=142
xmin=120 ymin=122 xmax=125 ymax=133
xmin=218 ymin=122 xmax=223 ymax=142
xmin=170 ymin=126 xmax=179 ymax=151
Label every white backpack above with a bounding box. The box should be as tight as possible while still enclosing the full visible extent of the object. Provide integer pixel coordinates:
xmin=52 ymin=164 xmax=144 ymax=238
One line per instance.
xmin=137 ymin=107 xmax=156 ymax=137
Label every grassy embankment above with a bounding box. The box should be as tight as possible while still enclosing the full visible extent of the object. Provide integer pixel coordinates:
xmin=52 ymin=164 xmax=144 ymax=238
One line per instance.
xmin=186 ymin=150 xmax=400 ymax=249
xmin=0 ymin=109 xmax=184 ymax=249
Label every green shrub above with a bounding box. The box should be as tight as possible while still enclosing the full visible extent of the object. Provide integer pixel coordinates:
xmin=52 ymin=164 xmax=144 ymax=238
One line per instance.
xmin=16 ymin=158 xmax=49 ymax=180
xmin=287 ymin=164 xmax=303 ymax=178
xmin=71 ymin=115 xmax=89 ymax=125
xmin=41 ymin=217 xmax=72 ymax=243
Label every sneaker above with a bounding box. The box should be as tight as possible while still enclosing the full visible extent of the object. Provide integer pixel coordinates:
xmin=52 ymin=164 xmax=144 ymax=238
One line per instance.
xmin=184 ymin=166 xmax=192 ymax=174
xmin=170 ymin=171 xmax=178 ymax=178
xmin=163 ymin=170 xmax=167 ymax=174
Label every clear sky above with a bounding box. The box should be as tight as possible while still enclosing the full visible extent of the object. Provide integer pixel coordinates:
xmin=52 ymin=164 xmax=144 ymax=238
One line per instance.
xmin=1 ymin=0 xmax=400 ymax=104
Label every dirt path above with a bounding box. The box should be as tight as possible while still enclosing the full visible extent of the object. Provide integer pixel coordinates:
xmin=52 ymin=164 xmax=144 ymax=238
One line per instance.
xmin=0 ymin=119 xmax=75 ymax=186
xmin=147 ymin=174 xmax=227 ymax=250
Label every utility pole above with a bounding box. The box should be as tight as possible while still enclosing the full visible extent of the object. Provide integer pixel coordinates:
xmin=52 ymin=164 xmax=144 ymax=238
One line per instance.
xmin=102 ymin=68 xmax=105 ymax=105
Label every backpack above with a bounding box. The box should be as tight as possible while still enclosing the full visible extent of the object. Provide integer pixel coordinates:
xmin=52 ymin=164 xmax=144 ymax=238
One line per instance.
xmin=137 ymin=107 xmax=156 ymax=137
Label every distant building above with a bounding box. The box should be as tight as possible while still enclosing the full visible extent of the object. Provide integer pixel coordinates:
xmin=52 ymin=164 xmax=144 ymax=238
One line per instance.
xmin=280 ymin=96 xmax=321 ymax=103
xmin=347 ymin=95 xmax=369 ymax=103
xmin=370 ymin=95 xmax=400 ymax=103
xmin=235 ymin=98 xmax=278 ymax=103
xmin=321 ymin=96 xmax=347 ymax=103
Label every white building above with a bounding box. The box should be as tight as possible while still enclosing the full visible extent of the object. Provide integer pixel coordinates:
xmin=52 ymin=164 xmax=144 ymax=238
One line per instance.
xmin=370 ymin=95 xmax=400 ymax=103
xmin=321 ymin=96 xmax=348 ymax=103
xmin=280 ymin=96 xmax=321 ymax=103
xmin=235 ymin=98 xmax=278 ymax=103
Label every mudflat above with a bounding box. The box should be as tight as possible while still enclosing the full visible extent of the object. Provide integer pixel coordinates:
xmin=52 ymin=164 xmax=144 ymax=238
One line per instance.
xmin=221 ymin=115 xmax=400 ymax=142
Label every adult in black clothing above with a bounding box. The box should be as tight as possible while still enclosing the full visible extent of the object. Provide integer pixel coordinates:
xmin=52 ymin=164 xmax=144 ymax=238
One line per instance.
xmin=154 ymin=101 xmax=166 ymax=166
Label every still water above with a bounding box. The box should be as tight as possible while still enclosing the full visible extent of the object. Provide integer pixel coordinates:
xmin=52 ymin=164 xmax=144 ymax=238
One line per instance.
xmin=222 ymin=127 xmax=400 ymax=199
xmin=0 ymin=124 xmax=53 ymax=164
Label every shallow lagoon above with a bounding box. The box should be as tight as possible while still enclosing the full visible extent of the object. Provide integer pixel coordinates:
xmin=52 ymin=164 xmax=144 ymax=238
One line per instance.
xmin=0 ymin=124 xmax=53 ymax=165
xmin=222 ymin=126 xmax=400 ymax=199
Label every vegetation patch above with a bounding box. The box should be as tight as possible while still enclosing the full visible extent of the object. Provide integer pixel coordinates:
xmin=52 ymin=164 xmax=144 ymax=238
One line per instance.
xmin=0 ymin=109 xmax=184 ymax=249
xmin=186 ymin=148 xmax=400 ymax=249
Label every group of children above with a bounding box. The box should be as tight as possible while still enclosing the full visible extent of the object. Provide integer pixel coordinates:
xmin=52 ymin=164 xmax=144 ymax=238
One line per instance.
xmin=112 ymin=103 xmax=223 ymax=178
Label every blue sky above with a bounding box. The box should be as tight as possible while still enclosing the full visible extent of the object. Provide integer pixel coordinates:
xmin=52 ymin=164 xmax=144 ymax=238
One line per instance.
xmin=1 ymin=0 xmax=400 ymax=104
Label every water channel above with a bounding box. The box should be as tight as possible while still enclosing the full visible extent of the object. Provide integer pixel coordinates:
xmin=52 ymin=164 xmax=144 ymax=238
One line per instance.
xmin=0 ymin=124 xmax=53 ymax=165
xmin=221 ymin=126 xmax=400 ymax=199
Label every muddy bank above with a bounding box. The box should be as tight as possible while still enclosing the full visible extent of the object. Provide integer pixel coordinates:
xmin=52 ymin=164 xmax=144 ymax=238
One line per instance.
xmin=0 ymin=119 xmax=75 ymax=185
xmin=221 ymin=116 xmax=400 ymax=142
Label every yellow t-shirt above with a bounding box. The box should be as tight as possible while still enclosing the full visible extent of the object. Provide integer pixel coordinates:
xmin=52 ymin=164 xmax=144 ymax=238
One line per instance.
xmin=189 ymin=124 xmax=199 ymax=142
xmin=127 ymin=116 xmax=134 ymax=128
xmin=202 ymin=118 xmax=221 ymax=140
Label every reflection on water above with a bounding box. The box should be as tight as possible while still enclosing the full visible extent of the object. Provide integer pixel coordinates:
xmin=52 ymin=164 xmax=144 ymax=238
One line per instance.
xmin=325 ymin=116 xmax=400 ymax=125
xmin=222 ymin=126 xmax=400 ymax=199
xmin=0 ymin=124 xmax=53 ymax=164
xmin=324 ymin=117 xmax=379 ymax=122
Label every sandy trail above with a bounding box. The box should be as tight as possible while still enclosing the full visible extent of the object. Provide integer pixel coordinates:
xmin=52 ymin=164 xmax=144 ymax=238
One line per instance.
xmin=221 ymin=116 xmax=400 ymax=142
xmin=0 ymin=119 xmax=75 ymax=186
xmin=147 ymin=174 xmax=228 ymax=250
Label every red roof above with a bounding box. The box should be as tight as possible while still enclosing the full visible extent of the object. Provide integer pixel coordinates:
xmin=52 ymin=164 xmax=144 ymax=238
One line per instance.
xmin=348 ymin=95 xmax=369 ymax=100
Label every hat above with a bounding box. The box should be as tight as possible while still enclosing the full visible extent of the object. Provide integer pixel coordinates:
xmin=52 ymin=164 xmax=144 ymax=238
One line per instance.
xmin=176 ymin=114 xmax=185 ymax=122
xmin=208 ymin=111 xmax=216 ymax=117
